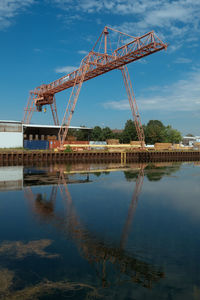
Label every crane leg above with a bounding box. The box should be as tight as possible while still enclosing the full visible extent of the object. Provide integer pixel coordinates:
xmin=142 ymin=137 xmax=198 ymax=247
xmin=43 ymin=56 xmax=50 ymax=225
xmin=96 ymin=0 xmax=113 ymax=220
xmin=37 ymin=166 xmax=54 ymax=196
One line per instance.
xmin=120 ymin=164 xmax=145 ymax=249
xmin=23 ymin=92 xmax=35 ymax=124
xmin=121 ymin=66 xmax=145 ymax=146
xmin=50 ymin=96 xmax=59 ymax=125
xmin=58 ymin=57 xmax=90 ymax=147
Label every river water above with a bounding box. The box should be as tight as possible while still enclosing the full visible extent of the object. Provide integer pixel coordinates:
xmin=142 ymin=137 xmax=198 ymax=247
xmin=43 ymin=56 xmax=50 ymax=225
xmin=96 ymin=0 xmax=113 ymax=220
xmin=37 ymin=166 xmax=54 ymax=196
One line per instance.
xmin=0 ymin=162 xmax=200 ymax=299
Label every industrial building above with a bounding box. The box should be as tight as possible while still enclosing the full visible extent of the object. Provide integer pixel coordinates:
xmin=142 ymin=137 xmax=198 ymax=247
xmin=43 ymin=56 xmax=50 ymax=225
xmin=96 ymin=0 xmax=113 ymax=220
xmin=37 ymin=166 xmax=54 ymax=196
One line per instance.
xmin=182 ymin=136 xmax=200 ymax=146
xmin=0 ymin=120 xmax=91 ymax=149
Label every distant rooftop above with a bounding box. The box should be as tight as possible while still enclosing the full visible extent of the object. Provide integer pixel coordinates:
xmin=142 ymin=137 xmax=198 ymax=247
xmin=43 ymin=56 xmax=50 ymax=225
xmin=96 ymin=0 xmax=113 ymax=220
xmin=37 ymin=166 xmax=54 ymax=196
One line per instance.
xmin=183 ymin=136 xmax=200 ymax=139
xmin=0 ymin=120 xmax=91 ymax=130
xmin=0 ymin=120 xmax=22 ymax=124
xmin=23 ymin=124 xmax=91 ymax=130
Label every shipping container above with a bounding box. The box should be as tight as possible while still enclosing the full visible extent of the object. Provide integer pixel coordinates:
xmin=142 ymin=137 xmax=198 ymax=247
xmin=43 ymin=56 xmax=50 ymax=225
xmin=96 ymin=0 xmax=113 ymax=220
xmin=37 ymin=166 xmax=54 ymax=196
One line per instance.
xmin=49 ymin=140 xmax=89 ymax=150
xmin=49 ymin=140 xmax=60 ymax=149
xmin=24 ymin=140 xmax=49 ymax=150
xmin=89 ymin=141 xmax=107 ymax=150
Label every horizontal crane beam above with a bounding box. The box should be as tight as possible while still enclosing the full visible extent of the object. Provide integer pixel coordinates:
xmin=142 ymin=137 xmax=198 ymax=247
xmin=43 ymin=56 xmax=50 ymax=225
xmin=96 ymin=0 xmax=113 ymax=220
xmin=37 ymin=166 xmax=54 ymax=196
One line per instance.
xmin=33 ymin=31 xmax=167 ymax=103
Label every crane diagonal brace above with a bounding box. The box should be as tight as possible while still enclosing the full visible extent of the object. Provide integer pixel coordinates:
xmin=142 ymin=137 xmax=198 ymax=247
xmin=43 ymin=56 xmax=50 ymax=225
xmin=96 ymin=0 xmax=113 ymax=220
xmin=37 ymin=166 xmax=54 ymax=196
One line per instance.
xmin=58 ymin=55 xmax=91 ymax=146
xmin=121 ymin=65 xmax=145 ymax=146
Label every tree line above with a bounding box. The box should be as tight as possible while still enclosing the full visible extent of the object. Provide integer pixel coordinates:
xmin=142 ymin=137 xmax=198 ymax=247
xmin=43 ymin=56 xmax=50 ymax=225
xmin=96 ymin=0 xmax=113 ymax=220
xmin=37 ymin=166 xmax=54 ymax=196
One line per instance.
xmin=68 ymin=120 xmax=182 ymax=144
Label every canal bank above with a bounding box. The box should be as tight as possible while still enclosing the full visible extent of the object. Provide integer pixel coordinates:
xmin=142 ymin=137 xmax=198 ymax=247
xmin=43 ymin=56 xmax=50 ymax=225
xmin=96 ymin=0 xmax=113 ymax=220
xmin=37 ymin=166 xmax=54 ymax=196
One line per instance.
xmin=0 ymin=150 xmax=200 ymax=165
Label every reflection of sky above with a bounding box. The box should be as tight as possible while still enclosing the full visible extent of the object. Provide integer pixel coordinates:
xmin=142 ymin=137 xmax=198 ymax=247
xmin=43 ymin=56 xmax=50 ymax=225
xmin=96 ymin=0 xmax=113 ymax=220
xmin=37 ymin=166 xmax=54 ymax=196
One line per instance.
xmin=0 ymin=163 xmax=200 ymax=299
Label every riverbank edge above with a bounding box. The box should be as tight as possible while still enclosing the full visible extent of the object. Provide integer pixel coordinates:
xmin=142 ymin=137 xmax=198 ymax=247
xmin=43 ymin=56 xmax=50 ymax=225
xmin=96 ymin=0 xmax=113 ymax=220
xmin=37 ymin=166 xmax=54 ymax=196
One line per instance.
xmin=0 ymin=150 xmax=200 ymax=165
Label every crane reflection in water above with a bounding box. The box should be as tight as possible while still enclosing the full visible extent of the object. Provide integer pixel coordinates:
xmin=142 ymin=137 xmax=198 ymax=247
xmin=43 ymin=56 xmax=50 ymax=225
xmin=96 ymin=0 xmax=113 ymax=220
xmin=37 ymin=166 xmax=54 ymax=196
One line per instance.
xmin=24 ymin=163 xmax=165 ymax=290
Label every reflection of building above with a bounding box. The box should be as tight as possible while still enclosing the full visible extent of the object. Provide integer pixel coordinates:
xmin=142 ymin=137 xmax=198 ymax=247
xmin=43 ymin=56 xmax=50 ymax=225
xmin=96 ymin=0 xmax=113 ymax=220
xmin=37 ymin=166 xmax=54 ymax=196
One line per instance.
xmin=0 ymin=166 xmax=23 ymax=191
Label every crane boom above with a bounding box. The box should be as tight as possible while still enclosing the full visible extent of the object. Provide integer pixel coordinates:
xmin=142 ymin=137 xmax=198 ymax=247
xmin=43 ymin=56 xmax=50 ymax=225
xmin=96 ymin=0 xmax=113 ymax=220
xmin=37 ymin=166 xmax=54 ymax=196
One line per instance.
xmin=32 ymin=30 xmax=166 ymax=101
xmin=23 ymin=27 xmax=167 ymax=147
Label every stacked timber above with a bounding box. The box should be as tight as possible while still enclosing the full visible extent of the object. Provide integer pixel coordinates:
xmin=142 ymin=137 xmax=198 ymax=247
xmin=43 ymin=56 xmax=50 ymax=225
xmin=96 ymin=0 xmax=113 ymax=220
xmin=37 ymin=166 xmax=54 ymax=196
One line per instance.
xmin=64 ymin=141 xmax=89 ymax=151
xmin=182 ymin=146 xmax=193 ymax=150
xmin=130 ymin=141 xmax=144 ymax=148
xmin=106 ymin=139 xmax=119 ymax=145
xmin=66 ymin=136 xmax=77 ymax=141
xmin=154 ymin=143 xmax=172 ymax=150
xmin=173 ymin=144 xmax=182 ymax=150
xmin=193 ymin=142 xmax=200 ymax=150
xmin=48 ymin=135 xmax=57 ymax=140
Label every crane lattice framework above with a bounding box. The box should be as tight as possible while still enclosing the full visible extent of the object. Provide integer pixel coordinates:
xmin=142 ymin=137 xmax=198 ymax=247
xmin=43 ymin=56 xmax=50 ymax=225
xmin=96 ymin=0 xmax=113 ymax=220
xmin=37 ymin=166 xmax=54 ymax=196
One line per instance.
xmin=23 ymin=26 xmax=167 ymax=147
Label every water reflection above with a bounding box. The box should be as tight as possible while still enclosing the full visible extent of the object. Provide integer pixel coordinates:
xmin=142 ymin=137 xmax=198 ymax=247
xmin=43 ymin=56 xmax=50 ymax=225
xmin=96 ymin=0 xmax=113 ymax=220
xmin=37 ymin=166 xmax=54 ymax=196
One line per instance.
xmin=0 ymin=268 xmax=100 ymax=300
xmin=24 ymin=163 xmax=164 ymax=290
xmin=0 ymin=239 xmax=58 ymax=259
xmin=1 ymin=161 xmax=198 ymax=299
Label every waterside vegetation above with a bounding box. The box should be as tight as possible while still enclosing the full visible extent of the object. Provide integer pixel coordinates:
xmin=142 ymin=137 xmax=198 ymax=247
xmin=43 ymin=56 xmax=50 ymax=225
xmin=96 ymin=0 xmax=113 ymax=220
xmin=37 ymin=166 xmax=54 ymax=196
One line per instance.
xmin=68 ymin=120 xmax=182 ymax=144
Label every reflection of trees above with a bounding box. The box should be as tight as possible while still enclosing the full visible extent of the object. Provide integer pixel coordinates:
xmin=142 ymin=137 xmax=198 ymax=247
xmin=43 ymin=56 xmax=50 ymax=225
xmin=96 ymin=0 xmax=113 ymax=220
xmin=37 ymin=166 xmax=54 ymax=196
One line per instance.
xmin=124 ymin=171 xmax=139 ymax=181
xmin=0 ymin=241 xmax=100 ymax=300
xmin=24 ymin=165 xmax=164 ymax=290
xmin=145 ymin=163 xmax=181 ymax=181
xmin=0 ymin=268 xmax=14 ymax=296
xmin=124 ymin=163 xmax=181 ymax=182
xmin=0 ymin=268 xmax=100 ymax=300
xmin=0 ymin=239 xmax=58 ymax=259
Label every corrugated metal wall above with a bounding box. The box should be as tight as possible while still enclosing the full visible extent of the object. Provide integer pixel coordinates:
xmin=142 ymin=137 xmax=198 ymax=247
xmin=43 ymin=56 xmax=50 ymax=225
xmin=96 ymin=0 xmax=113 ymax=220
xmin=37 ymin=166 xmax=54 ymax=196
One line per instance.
xmin=0 ymin=132 xmax=23 ymax=148
xmin=0 ymin=123 xmax=22 ymax=132
xmin=0 ymin=122 xmax=23 ymax=148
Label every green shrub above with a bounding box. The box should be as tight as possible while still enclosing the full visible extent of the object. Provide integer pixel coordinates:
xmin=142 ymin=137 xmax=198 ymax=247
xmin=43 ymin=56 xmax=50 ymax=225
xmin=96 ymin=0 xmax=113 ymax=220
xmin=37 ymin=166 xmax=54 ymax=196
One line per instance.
xmin=64 ymin=145 xmax=72 ymax=152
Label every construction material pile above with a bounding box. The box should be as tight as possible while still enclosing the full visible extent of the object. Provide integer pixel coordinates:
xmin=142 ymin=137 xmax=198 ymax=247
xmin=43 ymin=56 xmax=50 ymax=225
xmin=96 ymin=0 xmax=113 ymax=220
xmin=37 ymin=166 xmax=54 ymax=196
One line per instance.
xmin=154 ymin=143 xmax=172 ymax=150
xmin=106 ymin=139 xmax=119 ymax=145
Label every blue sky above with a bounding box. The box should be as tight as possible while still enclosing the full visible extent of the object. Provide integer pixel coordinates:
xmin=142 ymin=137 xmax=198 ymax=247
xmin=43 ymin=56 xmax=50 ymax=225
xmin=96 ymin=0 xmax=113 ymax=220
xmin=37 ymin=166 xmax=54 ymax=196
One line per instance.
xmin=0 ymin=0 xmax=200 ymax=135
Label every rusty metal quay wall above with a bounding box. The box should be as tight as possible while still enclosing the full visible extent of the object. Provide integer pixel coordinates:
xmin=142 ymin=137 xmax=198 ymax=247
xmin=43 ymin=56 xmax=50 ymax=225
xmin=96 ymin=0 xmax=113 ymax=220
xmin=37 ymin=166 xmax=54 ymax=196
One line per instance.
xmin=0 ymin=151 xmax=200 ymax=165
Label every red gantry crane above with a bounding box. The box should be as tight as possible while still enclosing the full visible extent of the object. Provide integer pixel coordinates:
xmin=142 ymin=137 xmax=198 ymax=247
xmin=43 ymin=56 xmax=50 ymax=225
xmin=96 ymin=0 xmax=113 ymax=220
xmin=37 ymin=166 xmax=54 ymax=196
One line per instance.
xmin=23 ymin=26 xmax=167 ymax=148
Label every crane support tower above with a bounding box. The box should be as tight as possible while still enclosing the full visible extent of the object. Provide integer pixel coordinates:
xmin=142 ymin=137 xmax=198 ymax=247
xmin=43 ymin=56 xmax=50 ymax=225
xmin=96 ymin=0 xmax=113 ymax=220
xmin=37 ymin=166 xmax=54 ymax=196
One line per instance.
xmin=23 ymin=26 xmax=167 ymax=148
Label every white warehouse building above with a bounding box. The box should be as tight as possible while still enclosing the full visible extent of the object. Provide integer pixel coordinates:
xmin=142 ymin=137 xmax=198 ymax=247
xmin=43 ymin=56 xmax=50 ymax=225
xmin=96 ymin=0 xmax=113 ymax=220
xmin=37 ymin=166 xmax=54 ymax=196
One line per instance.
xmin=0 ymin=120 xmax=91 ymax=148
xmin=0 ymin=120 xmax=23 ymax=148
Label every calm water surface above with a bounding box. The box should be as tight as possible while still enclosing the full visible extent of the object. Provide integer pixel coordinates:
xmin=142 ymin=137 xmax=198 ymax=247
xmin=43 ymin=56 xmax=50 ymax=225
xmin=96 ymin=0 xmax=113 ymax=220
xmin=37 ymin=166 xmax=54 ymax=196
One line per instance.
xmin=0 ymin=162 xmax=200 ymax=299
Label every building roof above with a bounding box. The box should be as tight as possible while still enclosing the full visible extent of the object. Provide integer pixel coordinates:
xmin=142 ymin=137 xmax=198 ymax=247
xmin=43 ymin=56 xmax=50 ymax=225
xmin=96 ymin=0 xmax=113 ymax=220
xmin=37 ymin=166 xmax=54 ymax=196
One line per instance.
xmin=183 ymin=136 xmax=200 ymax=139
xmin=0 ymin=120 xmax=22 ymax=124
xmin=0 ymin=120 xmax=91 ymax=130
xmin=23 ymin=124 xmax=91 ymax=130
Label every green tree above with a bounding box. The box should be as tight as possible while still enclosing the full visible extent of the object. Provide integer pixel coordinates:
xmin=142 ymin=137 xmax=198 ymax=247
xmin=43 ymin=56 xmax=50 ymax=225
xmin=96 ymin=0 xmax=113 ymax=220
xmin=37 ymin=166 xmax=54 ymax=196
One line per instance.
xmin=145 ymin=120 xmax=166 ymax=144
xmin=67 ymin=128 xmax=76 ymax=137
xmin=122 ymin=119 xmax=137 ymax=143
xmin=164 ymin=126 xmax=182 ymax=143
xmin=76 ymin=129 xmax=89 ymax=141
xmin=102 ymin=127 xmax=113 ymax=140
xmin=91 ymin=126 xmax=103 ymax=141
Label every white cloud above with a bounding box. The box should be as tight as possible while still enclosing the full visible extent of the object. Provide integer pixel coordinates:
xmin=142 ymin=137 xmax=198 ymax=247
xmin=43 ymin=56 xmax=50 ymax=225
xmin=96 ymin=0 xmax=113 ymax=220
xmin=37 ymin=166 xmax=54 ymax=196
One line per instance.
xmin=103 ymin=100 xmax=130 ymax=111
xmin=103 ymin=68 xmax=200 ymax=112
xmin=52 ymin=0 xmax=200 ymax=50
xmin=174 ymin=57 xmax=192 ymax=64
xmin=33 ymin=48 xmax=42 ymax=52
xmin=55 ymin=65 xmax=77 ymax=73
xmin=78 ymin=50 xmax=88 ymax=55
xmin=0 ymin=0 xmax=34 ymax=30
